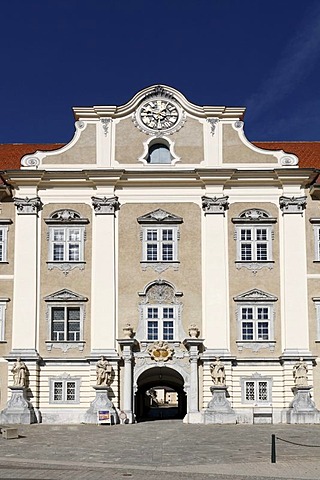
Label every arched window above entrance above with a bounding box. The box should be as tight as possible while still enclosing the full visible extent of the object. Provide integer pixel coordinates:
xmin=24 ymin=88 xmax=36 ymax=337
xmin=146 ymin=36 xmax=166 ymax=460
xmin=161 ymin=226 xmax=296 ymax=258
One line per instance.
xmin=136 ymin=280 xmax=186 ymax=342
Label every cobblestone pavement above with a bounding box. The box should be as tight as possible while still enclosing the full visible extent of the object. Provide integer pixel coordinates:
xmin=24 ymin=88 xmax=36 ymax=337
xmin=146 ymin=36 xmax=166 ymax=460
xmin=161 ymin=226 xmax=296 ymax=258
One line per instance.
xmin=1 ymin=421 xmax=320 ymax=479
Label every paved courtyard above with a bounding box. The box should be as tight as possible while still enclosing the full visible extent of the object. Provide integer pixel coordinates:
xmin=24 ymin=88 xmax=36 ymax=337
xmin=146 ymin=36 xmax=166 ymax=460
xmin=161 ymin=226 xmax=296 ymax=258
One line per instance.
xmin=1 ymin=420 xmax=320 ymax=479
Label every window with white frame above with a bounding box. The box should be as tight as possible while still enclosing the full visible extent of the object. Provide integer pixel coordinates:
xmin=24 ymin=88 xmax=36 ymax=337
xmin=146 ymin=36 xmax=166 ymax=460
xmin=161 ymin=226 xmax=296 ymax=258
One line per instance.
xmin=241 ymin=375 xmax=272 ymax=404
xmin=45 ymin=210 xmax=88 ymax=272
xmin=232 ymin=209 xmax=276 ymax=266
xmin=0 ymin=302 xmax=8 ymax=341
xmin=234 ymin=289 xmax=277 ymax=352
xmin=311 ymin=223 xmax=320 ymax=261
xmin=0 ymin=226 xmax=8 ymax=262
xmin=49 ymin=375 xmax=80 ymax=404
xmin=44 ymin=289 xmax=87 ymax=351
xmin=240 ymin=305 xmax=271 ymax=341
xmin=145 ymin=305 xmax=177 ymax=341
xmin=50 ymin=306 xmax=81 ymax=341
xmin=137 ymin=209 xmax=183 ymax=270
xmin=312 ymin=298 xmax=320 ymax=340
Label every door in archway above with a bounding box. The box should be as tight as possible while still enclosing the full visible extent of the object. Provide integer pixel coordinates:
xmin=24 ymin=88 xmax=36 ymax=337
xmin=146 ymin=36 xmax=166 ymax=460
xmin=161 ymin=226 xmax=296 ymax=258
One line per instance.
xmin=135 ymin=367 xmax=187 ymax=421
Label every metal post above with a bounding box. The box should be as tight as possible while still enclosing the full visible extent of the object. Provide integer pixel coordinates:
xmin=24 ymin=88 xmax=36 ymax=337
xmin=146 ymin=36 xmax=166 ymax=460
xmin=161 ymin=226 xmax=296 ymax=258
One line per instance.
xmin=271 ymin=434 xmax=276 ymax=463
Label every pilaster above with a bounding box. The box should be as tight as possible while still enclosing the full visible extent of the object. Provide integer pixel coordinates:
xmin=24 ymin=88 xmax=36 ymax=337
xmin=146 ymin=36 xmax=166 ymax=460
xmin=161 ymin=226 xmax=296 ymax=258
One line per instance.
xmin=90 ymin=196 xmax=120 ymax=353
xmin=118 ymin=338 xmax=136 ymax=423
xmin=201 ymin=196 xmax=230 ymax=353
xmin=279 ymin=196 xmax=310 ymax=356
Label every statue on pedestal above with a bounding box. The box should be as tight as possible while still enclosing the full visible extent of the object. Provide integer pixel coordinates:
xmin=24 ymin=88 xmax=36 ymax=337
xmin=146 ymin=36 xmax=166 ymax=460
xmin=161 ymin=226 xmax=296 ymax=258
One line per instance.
xmin=210 ymin=357 xmax=226 ymax=386
xmin=11 ymin=357 xmax=27 ymax=388
xmin=96 ymin=356 xmax=112 ymax=386
xmin=293 ymin=358 xmax=308 ymax=387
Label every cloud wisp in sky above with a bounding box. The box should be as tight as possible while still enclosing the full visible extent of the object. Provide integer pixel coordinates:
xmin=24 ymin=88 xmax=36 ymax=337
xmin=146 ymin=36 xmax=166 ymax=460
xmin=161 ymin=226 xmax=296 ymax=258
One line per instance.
xmin=245 ymin=3 xmax=320 ymax=123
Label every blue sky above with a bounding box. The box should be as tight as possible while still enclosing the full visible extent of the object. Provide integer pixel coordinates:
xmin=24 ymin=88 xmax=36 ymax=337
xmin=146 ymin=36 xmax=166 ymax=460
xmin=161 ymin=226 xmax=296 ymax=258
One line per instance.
xmin=1 ymin=0 xmax=320 ymax=143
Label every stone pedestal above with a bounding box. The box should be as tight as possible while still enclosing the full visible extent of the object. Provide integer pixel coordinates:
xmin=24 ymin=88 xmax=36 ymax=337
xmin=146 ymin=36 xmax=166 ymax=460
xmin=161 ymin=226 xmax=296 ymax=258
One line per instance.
xmin=85 ymin=386 xmax=118 ymax=424
xmin=201 ymin=385 xmax=236 ymax=424
xmin=283 ymin=386 xmax=320 ymax=424
xmin=0 ymin=387 xmax=37 ymax=424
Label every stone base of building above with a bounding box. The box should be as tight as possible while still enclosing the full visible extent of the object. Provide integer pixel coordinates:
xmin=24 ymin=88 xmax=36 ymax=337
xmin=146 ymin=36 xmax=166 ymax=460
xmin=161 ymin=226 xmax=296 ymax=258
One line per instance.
xmin=84 ymin=386 xmax=119 ymax=424
xmin=282 ymin=385 xmax=320 ymax=424
xmin=198 ymin=385 xmax=237 ymax=424
xmin=183 ymin=411 xmax=202 ymax=424
xmin=0 ymin=386 xmax=37 ymax=424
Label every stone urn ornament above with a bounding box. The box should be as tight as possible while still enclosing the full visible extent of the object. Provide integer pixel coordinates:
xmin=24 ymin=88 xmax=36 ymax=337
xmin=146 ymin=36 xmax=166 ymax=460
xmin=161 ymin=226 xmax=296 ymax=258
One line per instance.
xmin=122 ymin=323 xmax=134 ymax=339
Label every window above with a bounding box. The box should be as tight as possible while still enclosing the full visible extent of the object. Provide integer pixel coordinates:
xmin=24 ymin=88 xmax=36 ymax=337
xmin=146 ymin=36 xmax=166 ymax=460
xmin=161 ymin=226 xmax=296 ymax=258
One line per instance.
xmin=137 ymin=209 xmax=183 ymax=271
xmin=147 ymin=143 xmax=172 ymax=164
xmin=234 ymin=289 xmax=277 ymax=352
xmin=45 ymin=209 xmax=88 ymax=273
xmin=0 ymin=227 xmax=8 ymax=262
xmin=311 ymin=223 xmax=320 ymax=261
xmin=232 ymin=209 xmax=276 ymax=270
xmin=51 ymin=306 xmax=81 ymax=341
xmin=143 ymin=227 xmax=177 ymax=262
xmin=146 ymin=306 xmax=176 ymax=341
xmin=0 ymin=302 xmax=8 ymax=341
xmin=136 ymin=280 xmax=183 ymax=342
xmin=44 ymin=289 xmax=87 ymax=352
xmin=240 ymin=306 xmax=271 ymax=341
xmin=241 ymin=375 xmax=272 ymax=404
xmin=49 ymin=375 xmax=80 ymax=404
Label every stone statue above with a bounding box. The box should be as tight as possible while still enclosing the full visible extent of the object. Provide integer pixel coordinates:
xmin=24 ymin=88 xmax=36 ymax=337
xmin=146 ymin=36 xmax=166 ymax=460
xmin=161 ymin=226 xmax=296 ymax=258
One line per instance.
xmin=210 ymin=357 xmax=226 ymax=386
xmin=11 ymin=357 xmax=27 ymax=388
xmin=293 ymin=358 xmax=308 ymax=386
xmin=96 ymin=356 xmax=112 ymax=386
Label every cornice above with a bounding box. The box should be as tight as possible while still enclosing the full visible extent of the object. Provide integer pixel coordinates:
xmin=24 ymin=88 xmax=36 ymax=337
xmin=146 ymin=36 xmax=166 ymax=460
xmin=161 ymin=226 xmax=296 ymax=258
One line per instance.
xmin=73 ymin=84 xmax=246 ymax=121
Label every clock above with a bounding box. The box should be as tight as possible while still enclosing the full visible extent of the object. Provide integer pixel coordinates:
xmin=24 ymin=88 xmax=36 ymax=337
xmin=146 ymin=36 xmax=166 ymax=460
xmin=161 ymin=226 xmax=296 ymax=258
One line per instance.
xmin=139 ymin=99 xmax=180 ymax=131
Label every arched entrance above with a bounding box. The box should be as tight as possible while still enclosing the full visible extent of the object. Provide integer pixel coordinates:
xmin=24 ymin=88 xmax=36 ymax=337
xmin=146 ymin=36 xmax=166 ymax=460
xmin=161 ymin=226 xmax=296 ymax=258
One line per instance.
xmin=135 ymin=367 xmax=187 ymax=421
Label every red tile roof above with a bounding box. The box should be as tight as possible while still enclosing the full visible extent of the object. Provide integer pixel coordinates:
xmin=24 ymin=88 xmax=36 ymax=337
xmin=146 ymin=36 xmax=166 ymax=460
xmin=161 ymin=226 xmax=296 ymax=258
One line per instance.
xmin=0 ymin=144 xmax=64 ymax=170
xmin=0 ymin=142 xmax=320 ymax=169
xmin=253 ymin=142 xmax=320 ymax=169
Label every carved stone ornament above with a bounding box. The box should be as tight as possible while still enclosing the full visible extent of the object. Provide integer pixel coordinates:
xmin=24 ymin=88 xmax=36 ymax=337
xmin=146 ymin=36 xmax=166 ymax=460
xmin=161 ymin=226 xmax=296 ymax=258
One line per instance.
xmin=142 ymin=282 xmax=178 ymax=305
xmin=137 ymin=208 xmax=183 ymax=225
xmin=240 ymin=209 xmax=269 ymax=220
xmin=45 ymin=341 xmax=85 ymax=352
xmin=21 ymin=156 xmax=40 ymax=167
xmin=202 ymin=195 xmax=229 ymax=214
xmin=207 ymin=118 xmax=219 ymax=136
xmin=101 ymin=118 xmax=111 ymax=136
xmin=188 ymin=324 xmax=200 ymax=338
xmin=52 ymin=210 xmax=80 ymax=221
xmin=92 ymin=196 xmax=120 ymax=215
xmin=140 ymin=262 xmax=180 ymax=273
xmin=234 ymin=120 xmax=244 ymax=129
xmin=280 ymin=155 xmax=298 ymax=166
xmin=47 ymin=262 xmax=85 ymax=276
xmin=235 ymin=261 xmax=274 ymax=275
xmin=279 ymin=196 xmax=307 ymax=214
xmin=234 ymin=288 xmax=277 ymax=303
xmin=148 ymin=341 xmax=174 ymax=362
xmin=44 ymin=288 xmax=88 ymax=302
xmin=13 ymin=197 xmax=42 ymax=215
xmin=122 ymin=323 xmax=134 ymax=339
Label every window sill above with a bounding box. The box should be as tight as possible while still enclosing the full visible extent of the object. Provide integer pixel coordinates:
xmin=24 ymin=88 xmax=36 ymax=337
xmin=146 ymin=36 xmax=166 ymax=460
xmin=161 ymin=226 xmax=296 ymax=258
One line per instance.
xmin=45 ymin=341 xmax=85 ymax=352
xmin=0 ymin=341 xmax=7 ymax=343
xmin=47 ymin=262 xmax=85 ymax=275
xmin=140 ymin=261 xmax=179 ymax=273
xmin=236 ymin=340 xmax=276 ymax=352
xmin=235 ymin=261 xmax=274 ymax=274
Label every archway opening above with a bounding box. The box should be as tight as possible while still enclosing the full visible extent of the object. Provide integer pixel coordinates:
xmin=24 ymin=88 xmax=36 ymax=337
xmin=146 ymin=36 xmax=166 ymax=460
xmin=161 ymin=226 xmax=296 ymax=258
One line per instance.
xmin=135 ymin=366 xmax=187 ymax=422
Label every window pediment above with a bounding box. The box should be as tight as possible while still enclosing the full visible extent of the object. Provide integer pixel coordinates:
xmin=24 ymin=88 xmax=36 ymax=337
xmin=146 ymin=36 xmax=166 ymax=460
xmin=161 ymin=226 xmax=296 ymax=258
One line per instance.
xmin=44 ymin=289 xmax=88 ymax=302
xmin=137 ymin=209 xmax=183 ymax=225
xmin=45 ymin=209 xmax=89 ymax=225
xmin=234 ymin=289 xmax=277 ymax=303
xmin=232 ymin=208 xmax=276 ymax=224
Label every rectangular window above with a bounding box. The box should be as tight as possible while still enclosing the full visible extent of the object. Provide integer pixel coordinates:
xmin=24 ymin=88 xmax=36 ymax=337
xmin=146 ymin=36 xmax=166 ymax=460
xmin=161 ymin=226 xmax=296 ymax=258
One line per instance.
xmin=50 ymin=227 xmax=84 ymax=262
xmin=313 ymin=226 xmax=320 ymax=261
xmin=0 ymin=227 xmax=8 ymax=262
xmin=51 ymin=306 xmax=81 ymax=341
xmin=146 ymin=306 xmax=176 ymax=341
xmin=238 ymin=226 xmax=271 ymax=262
xmin=0 ymin=304 xmax=5 ymax=341
xmin=51 ymin=379 xmax=79 ymax=403
xmin=243 ymin=379 xmax=271 ymax=403
xmin=143 ymin=227 xmax=178 ymax=262
xmin=240 ymin=306 xmax=271 ymax=341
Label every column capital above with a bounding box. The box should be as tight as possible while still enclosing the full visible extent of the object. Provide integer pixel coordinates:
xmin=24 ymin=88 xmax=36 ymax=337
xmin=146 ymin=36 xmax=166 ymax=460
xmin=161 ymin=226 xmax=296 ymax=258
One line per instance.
xmin=202 ymin=195 xmax=229 ymax=215
xmin=13 ymin=197 xmax=42 ymax=215
xmin=279 ymin=196 xmax=307 ymax=214
xmin=91 ymin=196 xmax=120 ymax=215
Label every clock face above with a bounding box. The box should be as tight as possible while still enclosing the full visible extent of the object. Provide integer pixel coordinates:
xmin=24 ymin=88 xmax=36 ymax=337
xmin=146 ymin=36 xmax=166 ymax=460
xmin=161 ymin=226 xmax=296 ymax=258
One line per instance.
xmin=139 ymin=99 xmax=179 ymax=131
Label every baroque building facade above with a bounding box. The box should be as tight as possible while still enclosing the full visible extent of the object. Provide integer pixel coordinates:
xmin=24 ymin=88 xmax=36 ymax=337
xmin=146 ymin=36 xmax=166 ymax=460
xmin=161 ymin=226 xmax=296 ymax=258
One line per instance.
xmin=0 ymin=84 xmax=320 ymax=424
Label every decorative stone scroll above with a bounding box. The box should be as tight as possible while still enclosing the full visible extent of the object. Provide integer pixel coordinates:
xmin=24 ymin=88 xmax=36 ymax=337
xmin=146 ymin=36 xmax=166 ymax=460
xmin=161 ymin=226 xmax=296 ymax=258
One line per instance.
xmin=91 ymin=196 xmax=120 ymax=215
xmin=207 ymin=118 xmax=219 ymax=136
xmin=279 ymin=196 xmax=307 ymax=214
xmin=202 ymin=196 xmax=229 ymax=214
xmin=13 ymin=197 xmax=42 ymax=215
xmin=101 ymin=118 xmax=112 ymax=136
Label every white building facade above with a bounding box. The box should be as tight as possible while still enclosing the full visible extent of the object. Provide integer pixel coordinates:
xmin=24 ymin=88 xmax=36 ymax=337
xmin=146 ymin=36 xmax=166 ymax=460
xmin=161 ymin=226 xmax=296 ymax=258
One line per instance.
xmin=0 ymin=85 xmax=319 ymax=424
